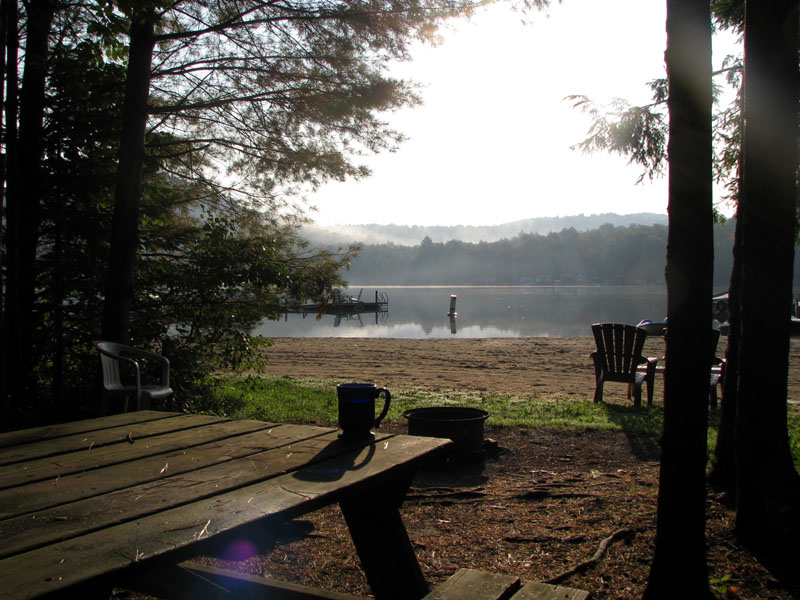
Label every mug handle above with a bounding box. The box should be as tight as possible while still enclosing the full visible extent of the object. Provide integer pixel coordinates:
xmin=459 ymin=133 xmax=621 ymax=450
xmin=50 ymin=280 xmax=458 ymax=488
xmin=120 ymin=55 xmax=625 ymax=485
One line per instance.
xmin=374 ymin=388 xmax=391 ymax=428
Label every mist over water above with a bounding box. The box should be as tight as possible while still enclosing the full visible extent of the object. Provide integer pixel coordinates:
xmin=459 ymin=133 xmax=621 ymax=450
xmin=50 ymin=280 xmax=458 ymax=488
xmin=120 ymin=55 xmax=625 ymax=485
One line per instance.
xmin=253 ymin=286 xmax=668 ymax=339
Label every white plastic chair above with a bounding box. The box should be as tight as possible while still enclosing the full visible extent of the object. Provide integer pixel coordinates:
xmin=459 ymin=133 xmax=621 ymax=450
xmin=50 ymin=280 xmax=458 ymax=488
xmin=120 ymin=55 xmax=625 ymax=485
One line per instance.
xmin=94 ymin=341 xmax=174 ymax=414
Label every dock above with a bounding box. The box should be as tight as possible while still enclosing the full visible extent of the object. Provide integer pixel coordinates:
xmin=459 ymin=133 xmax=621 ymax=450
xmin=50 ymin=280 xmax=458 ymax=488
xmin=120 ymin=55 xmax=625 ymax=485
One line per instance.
xmin=286 ymin=289 xmax=389 ymax=321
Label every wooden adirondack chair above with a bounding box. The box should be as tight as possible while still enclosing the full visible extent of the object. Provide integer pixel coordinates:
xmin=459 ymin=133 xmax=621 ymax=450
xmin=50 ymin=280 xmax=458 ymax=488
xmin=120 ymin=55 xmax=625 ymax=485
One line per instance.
xmin=707 ymin=328 xmax=726 ymax=410
xmin=591 ymin=323 xmax=657 ymax=407
xmin=634 ymin=328 xmax=726 ymax=410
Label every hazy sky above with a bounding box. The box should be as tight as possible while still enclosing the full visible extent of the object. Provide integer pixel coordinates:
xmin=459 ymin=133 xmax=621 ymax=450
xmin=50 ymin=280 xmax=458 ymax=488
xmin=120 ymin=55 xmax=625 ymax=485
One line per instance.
xmin=305 ymin=0 xmax=741 ymax=227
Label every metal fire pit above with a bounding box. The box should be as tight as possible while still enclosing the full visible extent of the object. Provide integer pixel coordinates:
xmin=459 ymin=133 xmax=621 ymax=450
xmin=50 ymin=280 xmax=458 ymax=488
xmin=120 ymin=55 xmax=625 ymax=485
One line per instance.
xmin=403 ymin=407 xmax=490 ymax=456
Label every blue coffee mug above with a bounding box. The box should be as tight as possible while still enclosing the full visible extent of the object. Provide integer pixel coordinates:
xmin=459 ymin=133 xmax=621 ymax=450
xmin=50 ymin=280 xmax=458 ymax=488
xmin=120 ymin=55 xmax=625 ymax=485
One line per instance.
xmin=337 ymin=383 xmax=391 ymax=439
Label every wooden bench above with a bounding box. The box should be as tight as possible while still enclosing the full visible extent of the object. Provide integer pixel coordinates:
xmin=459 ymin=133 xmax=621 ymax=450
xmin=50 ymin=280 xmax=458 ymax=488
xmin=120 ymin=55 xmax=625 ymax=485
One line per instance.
xmin=146 ymin=563 xmax=589 ymax=600
xmin=422 ymin=568 xmax=590 ymax=600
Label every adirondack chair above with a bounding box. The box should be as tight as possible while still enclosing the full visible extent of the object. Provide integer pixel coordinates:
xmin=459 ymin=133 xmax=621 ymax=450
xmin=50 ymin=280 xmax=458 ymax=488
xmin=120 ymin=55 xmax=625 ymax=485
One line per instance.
xmin=591 ymin=323 xmax=657 ymax=407
xmin=708 ymin=332 xmax=726 ymax=410
xmin=634 ymin=328 xmax=726 ymax=410
xmin=702 ymin=328 xmax=726 ymax=410
xmin=94 ymin=341 xmax=174 ymax=414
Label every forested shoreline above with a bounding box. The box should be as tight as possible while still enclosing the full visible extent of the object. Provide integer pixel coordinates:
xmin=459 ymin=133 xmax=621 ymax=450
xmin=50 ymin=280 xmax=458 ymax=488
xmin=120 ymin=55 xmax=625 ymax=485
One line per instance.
xmin=340 ymin=219 xmax=786 ymax=287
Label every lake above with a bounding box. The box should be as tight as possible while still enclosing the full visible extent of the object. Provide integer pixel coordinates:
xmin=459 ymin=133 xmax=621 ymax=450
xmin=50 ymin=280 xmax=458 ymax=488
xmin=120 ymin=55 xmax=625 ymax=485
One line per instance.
xmin=253 ymin=285 xmax=668 ymax=338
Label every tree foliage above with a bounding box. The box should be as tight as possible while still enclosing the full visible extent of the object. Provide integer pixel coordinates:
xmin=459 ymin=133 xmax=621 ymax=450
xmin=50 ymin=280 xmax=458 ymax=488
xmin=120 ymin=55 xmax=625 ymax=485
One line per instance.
xmin=111 ymin=0 xmax=485 ymax=214
xmin=1 ymin=0 xmax=487 ymax=427
xmin=567 ymin=93 xmax=667 ymax=184
xmin=567 ymin=10 xmax=747 ymax=215
xmin=92 ymin=0 xmax=487 ymax=347
xmin=5 ymin=42 xmax=354 ymax=423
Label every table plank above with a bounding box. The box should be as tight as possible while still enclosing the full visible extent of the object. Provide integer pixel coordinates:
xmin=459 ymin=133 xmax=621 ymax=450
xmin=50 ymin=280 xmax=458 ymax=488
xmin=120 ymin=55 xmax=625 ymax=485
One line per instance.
xmin=0 ymin=413 xmax=230 ymax=466
xmin=0 ymin=411 xmax=181 ymax=449
xmin=0 ymin=423 xmax=330 ymax=520
xmin=0 ymin=418 xmax=273 ymax=489
xmin=1 ymin=427 xmax=385 ymax=558
xmin=0 ymin=434 xmax=450 ymax=600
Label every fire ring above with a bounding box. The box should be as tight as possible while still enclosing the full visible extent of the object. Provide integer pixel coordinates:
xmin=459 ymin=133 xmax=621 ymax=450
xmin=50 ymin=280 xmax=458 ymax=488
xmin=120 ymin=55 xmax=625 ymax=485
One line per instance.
xmin=403 ymin=407 xmax=490 ymax=456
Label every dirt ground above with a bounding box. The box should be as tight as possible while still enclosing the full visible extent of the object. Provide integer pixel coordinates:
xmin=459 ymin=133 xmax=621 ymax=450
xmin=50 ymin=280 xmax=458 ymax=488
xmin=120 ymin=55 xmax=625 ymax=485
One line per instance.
xmin=200 ymin=337 xmax=800 ymax=599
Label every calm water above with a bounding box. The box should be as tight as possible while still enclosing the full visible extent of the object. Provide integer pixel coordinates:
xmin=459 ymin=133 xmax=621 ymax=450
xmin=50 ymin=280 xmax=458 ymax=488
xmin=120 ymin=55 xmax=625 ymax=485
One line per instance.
xmin=253 ymin=286 xmax=668 ymax=339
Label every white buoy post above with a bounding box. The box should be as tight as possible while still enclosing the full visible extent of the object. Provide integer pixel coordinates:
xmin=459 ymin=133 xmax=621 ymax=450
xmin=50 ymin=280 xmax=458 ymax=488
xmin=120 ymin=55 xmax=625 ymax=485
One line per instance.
xmin=447 ymin=294 xmax=458 ymax=317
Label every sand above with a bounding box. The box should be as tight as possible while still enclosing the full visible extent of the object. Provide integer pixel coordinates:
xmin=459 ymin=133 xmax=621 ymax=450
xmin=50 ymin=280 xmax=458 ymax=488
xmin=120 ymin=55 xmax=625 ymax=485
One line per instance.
xmin=261 ymin=336 xmax=800 ymax=404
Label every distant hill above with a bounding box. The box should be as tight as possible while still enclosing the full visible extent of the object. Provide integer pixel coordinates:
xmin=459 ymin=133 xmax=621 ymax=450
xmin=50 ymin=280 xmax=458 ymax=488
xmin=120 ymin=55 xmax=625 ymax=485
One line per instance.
xmin=302 ymin=213 xmax=670 ymax=246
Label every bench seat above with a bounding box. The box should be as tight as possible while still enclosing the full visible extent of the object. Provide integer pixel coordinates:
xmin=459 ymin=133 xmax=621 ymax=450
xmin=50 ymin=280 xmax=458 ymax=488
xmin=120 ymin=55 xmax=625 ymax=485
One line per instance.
xmin=422 ymin=568 xmax=589 ymax=600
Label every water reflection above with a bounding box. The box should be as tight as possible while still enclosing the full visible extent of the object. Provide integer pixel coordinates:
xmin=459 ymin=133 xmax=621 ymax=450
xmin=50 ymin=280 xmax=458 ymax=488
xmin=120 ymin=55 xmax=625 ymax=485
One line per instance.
xmin=253 ymin=286 xmax=668 ymax=339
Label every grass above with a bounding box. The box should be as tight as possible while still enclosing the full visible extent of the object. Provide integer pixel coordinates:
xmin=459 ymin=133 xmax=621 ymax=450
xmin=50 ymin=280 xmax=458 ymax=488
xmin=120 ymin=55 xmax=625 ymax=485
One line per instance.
xmin=204 ymin=373 xmax=800 ymax=468
xmin=206 ymin=373 xmax=668 ymax=433
xmin=204 ymin=374 xmax=639 ymax=432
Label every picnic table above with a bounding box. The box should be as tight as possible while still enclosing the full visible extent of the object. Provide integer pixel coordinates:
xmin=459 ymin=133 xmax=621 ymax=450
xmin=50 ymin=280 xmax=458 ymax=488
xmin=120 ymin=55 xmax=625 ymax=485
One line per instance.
xmin=0 ymin=411 xmax=451 ymax=600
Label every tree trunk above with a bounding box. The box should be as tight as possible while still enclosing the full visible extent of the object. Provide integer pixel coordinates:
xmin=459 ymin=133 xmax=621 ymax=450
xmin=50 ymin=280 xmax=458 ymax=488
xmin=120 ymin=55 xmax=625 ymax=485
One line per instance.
xmin=100 ymin=9 xmax=157 ymax=344
xmin=735 ymin=0 xmax=800 ymax=544
xmin=1 ymin=0 xmax=19 ymax=422
xmin=644 ymin=0 xmax=714 ymax=597
xmin=3 ymin=0 xmax=56 ymax=418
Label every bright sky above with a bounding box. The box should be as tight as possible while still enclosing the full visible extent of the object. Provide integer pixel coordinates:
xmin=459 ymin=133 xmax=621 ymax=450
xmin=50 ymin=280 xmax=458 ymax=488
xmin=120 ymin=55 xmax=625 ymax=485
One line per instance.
xmin=306 ymin=0 xmax=742 ymax=227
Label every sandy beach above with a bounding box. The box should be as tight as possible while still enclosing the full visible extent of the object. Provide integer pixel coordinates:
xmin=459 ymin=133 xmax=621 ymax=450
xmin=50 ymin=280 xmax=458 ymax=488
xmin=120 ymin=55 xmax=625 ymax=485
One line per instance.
xmin=262 ymin=336 xmax=800 ymax=404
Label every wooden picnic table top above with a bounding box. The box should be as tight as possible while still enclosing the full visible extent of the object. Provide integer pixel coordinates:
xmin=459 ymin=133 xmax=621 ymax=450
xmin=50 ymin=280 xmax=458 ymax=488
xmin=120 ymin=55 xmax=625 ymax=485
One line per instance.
xmin=0 ymin=411 xmax=451 ymax=600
